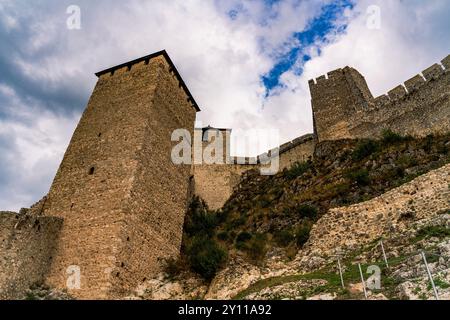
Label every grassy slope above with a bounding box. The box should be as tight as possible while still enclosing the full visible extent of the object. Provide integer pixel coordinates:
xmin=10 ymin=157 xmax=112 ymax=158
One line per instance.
xmin=233 ymin=222 xmax=450 ymax=300
xmin=178 ymin=132 xmax=450 ymax=281
xmin=215 ymin=133 xmax=450 ymax=257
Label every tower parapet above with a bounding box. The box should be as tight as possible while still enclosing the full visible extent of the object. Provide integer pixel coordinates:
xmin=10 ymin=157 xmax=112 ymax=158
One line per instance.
xmin=309 ymin=54 xmax=450 ymax=141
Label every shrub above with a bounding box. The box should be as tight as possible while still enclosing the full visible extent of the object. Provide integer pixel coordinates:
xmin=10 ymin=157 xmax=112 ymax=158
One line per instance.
xmin=285 ymin=161 xmax=311 ymax=179
xmin=226 ymin=215 xmax=247 ymax=230
xmin=187 ymin=236 xmax=227 ymax=280
xmin=258 ymin=196 xmax=272 ymax=208
xmin=436 ymin=142 xmax=448 ymax=155
xmin=184 ymin=197 xmax=217 ymax=237
xmin=295 ymin=221 xmax=313 ymax=247
xmin=217 ymin=231 xmax=229 ymax=241
xmin=381 ymin=129 xmax=409 ymax=145
xmin=347 ymin=168 xmax=371 ymax=186
xmin=352 ymin=140 xmax=379 ymax=161
xmin=235 ymin=231 xmax=252 ymax=249
xmin=274 ymin=230 xmax=294 ymax=247
xmin=396 ymin=155 xmax=418 ymax=168
xmin=246 ymin=233 xmax=267 ymax=262
xmin=423 ymin=134 xmax=434 ymax=152
xmin=296 ymin=204 xmax=318 ymax=220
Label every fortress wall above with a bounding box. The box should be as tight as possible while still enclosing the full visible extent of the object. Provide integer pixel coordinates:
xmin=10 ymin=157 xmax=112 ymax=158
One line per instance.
xmin=0 ymin=212 xmax=62 ymax=299
xmin=41 ymin=54 xmax=196 ymax=299
xmin=193 ymin=134 xmax=316 ymax=210
xmin=349 ymin=57 xmax=450 ymax=139
xmin=307 ymin=163 xmax=450 ymax=256
xmin=277 ymin=134 xmax=315 ymax=169
xmin=113 ymin=57 xmax=197 ymax=296
xmin=194 ymin=164 xmax=257 ymax=211
xmin=309 ymin=55 xmax=450 ymax=142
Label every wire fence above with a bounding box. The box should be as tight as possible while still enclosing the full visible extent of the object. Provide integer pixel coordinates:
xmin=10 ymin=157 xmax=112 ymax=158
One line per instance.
xmin=335 ymin=240 xmax=449 ymax=300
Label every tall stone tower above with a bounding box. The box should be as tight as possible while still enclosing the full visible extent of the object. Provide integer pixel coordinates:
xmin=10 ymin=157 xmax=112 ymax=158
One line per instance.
xmin=309 ymin=67 xmax=374 ymax=142
xmin=41 ymin=51 xmax=199 ymax=299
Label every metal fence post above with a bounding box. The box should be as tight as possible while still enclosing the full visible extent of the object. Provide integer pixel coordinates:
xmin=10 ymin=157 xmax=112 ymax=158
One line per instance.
xmin=421 ymin=251 xmax=439 ymax=300
xmin=337 ymin=257 xmax=345 ymax=289
xmin=380 ymin=240 xmax=389 ymax=268
xmin=358 ymin=263 xmax=368 ymax=299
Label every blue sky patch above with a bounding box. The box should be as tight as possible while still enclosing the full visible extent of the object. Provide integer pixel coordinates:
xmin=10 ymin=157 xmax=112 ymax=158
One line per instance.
xmin=262 ymin=0 xmax=354 ymax=96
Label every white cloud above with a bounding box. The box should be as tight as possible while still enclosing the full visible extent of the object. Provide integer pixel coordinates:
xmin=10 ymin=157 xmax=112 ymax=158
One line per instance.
xmin=0 ymin=85 xmax=79 ymax=211
xmin=298 ymin=0 xmax=450 ymax=96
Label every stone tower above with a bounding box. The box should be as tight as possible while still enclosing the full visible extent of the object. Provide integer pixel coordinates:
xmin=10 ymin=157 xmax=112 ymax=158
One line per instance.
xmin=309 ymin=67 xmax=374 ymax=142
xmin=195 ymin=126 xmax=232 ymax=164
xmin=41 ymin=51 xmax=199 ymax=299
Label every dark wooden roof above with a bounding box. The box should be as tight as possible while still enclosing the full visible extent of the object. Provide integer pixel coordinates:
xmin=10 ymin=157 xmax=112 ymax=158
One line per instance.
xmin=95 ymin=50 xmax=200 ymax=112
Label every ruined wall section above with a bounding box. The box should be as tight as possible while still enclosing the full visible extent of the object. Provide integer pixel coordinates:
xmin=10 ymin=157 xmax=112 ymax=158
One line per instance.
xmin=306 ymin=163 xmax=450 ymax=256
xmin=0 ymin=212 xmax=62 ymax=299
xmin=349 ymin=56 xmax=450 ymax=139
xmin=114 ymin=57 xmax=197 ymax=296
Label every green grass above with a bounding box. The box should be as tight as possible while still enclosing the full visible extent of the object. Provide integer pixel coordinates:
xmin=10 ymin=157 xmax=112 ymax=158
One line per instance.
xmin=429 ymin=277 xmax=450 ymax=290
xmin=232 ymin=238 xmax=413 ymax=300
xmin=352 ymin=140 xmax=379 ymax=161
xmin=413 ymin=225 xmax=450 ymax=243
xmin=285 ymin=161 xmax=311 ymax=179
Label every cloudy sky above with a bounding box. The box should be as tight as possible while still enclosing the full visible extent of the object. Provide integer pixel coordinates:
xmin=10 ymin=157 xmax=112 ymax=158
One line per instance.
xmin=0 ymin=0 xmax=449 ymax=211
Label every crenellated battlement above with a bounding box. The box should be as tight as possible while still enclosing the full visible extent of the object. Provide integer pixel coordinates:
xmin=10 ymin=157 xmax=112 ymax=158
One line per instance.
xmin=372 ymin=56 xmax=449 ymax=108
xmin=308 ymin=68 xmax=345 ymax=86
xmin=1 ymin=50 xmax=448 ymax=300
xmin=309 ymin=54 xmax=450 ymax=142
xmin=96 ymin=50 xmax=200 ymax=112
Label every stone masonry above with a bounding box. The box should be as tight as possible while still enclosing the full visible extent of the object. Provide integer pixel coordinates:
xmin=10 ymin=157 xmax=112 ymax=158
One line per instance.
xmin=39 ymin=51 xmax=198 ymax=299
xmin=0 ymin=212 xmax=63 ymax=299
xmin=0 ymin=51 xmax=449 ymax=299
xmin=306 ymin=163 xmax=450 ymax=256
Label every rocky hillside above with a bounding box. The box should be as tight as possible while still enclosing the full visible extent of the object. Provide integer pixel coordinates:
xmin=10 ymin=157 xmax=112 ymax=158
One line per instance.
xmin=129 ymin=132 xmax=450 ymax=300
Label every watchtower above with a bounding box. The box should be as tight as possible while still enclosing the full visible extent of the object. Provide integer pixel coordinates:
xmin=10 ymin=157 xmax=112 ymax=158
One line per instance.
xmin=41 ymin=51 xmax=199 ymax=299
xmin=309 ymin=67 xmax=374 ymax=142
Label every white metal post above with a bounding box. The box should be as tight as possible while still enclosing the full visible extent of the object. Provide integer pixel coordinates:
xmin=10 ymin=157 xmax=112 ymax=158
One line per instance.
xmin=380 ymin=240 xmax=389 ymax=268
xmin=358 ymin=263 xmax=368 ymax=299
xmin=421 ymin=251 xmax=439 ymax=300
xmin=337 ymin=257 xmax=345 ymax=289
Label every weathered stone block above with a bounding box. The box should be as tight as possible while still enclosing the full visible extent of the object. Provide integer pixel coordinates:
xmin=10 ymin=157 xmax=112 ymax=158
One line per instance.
xmin=404 ymin=74 xmax=425 ymax=92
xmin=441 ymin=54 xmax=450 ymax=70
xmin=374 ymin=94 xmax=390 ymax=107
xmin=0 ymin=212 xmax=63 ymax=299
xmin=388 ymin=85 xmax=407 ymax=100
xmin=422 ymin=63 xmax=444 ymax=80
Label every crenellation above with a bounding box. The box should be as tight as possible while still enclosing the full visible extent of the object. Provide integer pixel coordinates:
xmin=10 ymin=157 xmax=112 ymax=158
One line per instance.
xmin=421 ymin=63 xmax=445 ymax=81
xmin=374 ymin=94 xmax=390 ymax=107
xmin=316 ymin=75 xmax=327 ymax=83
xmin=310 ymin=54 xmax=449 ymax=141
xmin=1 ymin=50 xmax=448 ymax=300
xmin=442 ymin=54 xmax=450 ymax=70
xmin=404 ymin=74 xmax=426 ymax=92
xmin=388 ymin=85 xmax=407 ymax=100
